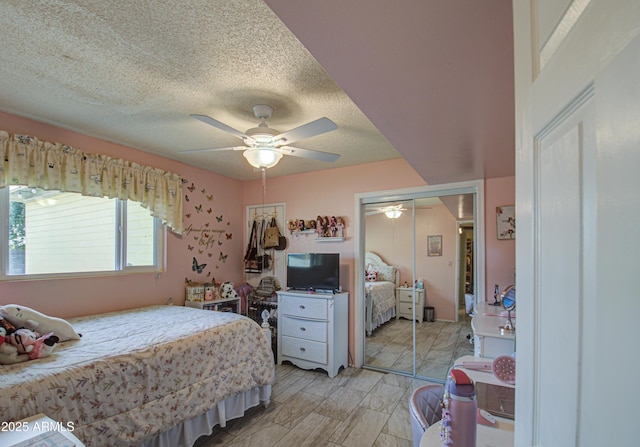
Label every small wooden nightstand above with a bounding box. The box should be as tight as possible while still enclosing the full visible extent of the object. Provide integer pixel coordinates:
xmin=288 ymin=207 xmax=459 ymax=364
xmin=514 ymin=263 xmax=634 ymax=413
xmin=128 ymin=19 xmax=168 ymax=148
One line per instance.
xmin=396 ymin=287 xmax=425 ymax=322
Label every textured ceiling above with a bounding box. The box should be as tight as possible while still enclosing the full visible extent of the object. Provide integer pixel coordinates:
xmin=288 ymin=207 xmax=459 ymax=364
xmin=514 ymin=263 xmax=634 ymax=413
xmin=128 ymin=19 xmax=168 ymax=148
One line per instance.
xmin=0 ymin=0 xmax=514 ymax=184
xmin=0 ymin=0 xmax=399 ymax=181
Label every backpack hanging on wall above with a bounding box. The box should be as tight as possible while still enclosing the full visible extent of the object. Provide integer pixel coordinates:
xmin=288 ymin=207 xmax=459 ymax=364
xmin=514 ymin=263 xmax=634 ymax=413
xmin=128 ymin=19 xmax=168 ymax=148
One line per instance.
xmin=263 ymin=217 xmax=280 ymax=249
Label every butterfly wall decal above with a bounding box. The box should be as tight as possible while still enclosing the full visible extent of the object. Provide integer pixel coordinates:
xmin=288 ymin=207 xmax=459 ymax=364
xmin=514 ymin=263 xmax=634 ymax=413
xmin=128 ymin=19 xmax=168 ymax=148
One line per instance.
xmin=192 ymin=257 xmax=207 ymax=274
xmin=216 ymin=215 xmax=223 ymax=222
xmin=195 ymin=204 xmax=202 ymax=213
xmin=219 ymin=252 xmax=228 ymax=263
xmin=187 ymin=183 xmax=195 ymax=192
xmin=226 ymin=233 xmax=232 ymax=240
xmin=206 ymin=195 xmax=213 ymax=202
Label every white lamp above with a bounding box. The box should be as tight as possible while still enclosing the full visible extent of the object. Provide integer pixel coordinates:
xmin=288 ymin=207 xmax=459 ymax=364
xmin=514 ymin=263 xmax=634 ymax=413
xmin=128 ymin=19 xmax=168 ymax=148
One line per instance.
xmin=385 ymin=209 xmax=402 ymax=219
xmin=243 ymin=147 xmax=283 ymax=169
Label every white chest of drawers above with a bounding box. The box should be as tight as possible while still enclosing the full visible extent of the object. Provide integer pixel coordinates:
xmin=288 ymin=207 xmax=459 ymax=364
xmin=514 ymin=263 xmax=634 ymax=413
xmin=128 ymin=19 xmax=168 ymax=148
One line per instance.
xmin=396 ymin=287 xmax=425 ymax=322
xmin=277 ymin=290 xmax=348 ymax=378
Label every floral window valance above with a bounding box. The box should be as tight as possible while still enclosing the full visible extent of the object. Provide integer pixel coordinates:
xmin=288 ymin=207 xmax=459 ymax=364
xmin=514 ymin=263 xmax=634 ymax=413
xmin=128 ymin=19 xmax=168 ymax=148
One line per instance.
xmin=0 ymin=130 xmax=184 ymax=234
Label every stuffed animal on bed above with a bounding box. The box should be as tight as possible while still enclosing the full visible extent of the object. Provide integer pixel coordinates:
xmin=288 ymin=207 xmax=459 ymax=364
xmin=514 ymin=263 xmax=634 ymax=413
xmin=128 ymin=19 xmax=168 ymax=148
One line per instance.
xmin=0 ymin=319 xmax=31 ymax=364
xmin=0 ymin=336 xmax=29 ymax=364
xmin=220 ymin=281 xmax=239 ymax=300
xmin=365 ymin=265 xmax=378 ymax=282
xmin=0 ymin=304 xmax=81 ymax=341
xmin=6 ymin=328 xmax=59 ymax=360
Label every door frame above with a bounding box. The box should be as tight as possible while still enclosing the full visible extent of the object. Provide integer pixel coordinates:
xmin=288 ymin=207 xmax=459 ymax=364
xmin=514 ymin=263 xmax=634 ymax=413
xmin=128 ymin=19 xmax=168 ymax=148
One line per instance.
xmin=457 ymin=220 xmax=474 ymax=322
xmin=353 ymin=180 xmax=485 ymax=369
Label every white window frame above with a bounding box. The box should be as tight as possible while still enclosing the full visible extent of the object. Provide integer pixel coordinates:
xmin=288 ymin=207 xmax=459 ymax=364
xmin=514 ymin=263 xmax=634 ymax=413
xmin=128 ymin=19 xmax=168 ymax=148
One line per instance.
xmin=0 ymin=188 xmax=166 ymax=280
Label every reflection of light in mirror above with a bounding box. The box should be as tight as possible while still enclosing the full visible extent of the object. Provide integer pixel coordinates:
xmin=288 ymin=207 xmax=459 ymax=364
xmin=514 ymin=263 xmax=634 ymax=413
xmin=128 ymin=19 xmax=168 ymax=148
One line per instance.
xmin=385 ymin=210 xmax=402 ymax=219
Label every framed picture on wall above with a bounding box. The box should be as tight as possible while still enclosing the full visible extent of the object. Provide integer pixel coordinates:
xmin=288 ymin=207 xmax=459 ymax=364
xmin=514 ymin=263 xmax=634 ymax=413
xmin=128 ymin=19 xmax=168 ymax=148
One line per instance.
xmin=496 ymin=205 xmax=516 ymax=239
xmin=427 ymin=235 xmax=442 ymax=256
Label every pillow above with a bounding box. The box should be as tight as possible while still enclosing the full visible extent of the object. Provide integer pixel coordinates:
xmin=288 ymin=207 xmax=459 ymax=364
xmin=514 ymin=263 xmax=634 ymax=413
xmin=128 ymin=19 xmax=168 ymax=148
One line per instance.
xmin=376 ymin=265 xmax=397 ymax=283
xmin=0 ymin=304 xmax=81 ymax=342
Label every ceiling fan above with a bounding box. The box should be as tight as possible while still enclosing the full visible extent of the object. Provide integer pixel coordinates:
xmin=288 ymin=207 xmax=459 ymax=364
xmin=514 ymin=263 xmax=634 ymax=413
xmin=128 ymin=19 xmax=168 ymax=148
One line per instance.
xmin=366 ymin=204 xmax=408 ymax=219
xmin=182 ymin=105 xmax=340 ymax=169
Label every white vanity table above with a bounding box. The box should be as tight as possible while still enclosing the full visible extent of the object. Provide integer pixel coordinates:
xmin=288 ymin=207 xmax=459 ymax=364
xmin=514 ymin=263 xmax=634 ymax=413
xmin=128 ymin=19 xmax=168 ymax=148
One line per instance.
xmin=471 ymin=302 xmax=516 ymax=358
xmin=420 ymin=355 xmax=515 ymax=447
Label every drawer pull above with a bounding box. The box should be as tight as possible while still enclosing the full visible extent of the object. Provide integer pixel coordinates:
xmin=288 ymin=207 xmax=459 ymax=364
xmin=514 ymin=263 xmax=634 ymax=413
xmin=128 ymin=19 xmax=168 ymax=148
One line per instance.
xmin=300 ymin=327 xmax=306 ymax=331
xmin=299 ymin=305 xmax=306 ymax=310
xmin=300 ymin=347 xmax=306 ymax=352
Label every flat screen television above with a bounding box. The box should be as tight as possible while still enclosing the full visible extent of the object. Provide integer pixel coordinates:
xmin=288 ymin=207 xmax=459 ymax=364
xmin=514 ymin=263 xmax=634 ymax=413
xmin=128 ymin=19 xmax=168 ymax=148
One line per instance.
xmin=286 ymin=253 xmax=340 ymax=292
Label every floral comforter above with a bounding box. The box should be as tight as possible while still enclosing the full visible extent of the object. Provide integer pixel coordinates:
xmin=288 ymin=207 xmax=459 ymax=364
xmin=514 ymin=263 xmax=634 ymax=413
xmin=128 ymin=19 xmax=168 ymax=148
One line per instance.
xmin=0 ymin=305 xmax=275 ymax=446
xmin=366 ymin=280 xmax=397 ymax=330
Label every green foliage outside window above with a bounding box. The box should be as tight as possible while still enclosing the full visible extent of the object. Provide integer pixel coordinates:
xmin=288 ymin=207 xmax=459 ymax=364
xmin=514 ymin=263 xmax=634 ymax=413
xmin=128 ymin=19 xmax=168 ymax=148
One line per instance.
xmin=9 ymin=201 xmax=25 ymax=250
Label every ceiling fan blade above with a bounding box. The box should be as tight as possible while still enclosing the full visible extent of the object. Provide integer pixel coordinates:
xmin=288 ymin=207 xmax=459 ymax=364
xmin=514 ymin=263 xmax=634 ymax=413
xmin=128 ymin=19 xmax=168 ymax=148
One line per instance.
xmin=281 ymin=146 xmax=340 ymax=163
xmin=179 ymin=145 xmax=246 ymax=154
xmin=190 ymin=114 xmax=250 ymax=141
xmin=274 ymin=117 xmax=337 ymax=145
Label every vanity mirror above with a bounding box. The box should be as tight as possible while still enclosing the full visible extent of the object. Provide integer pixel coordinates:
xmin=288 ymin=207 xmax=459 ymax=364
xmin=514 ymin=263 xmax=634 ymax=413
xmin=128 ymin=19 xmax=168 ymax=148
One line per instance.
xmin=500 ymin=285 xmax=516 ymax=333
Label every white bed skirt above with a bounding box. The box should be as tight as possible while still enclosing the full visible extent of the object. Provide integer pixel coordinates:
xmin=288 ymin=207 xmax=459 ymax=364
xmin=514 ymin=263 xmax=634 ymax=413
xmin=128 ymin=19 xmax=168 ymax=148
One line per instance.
xmin=370 ymin=306 xmax=396 ymax=334
xmin=139 ymin=384 xmax=272 ymax=447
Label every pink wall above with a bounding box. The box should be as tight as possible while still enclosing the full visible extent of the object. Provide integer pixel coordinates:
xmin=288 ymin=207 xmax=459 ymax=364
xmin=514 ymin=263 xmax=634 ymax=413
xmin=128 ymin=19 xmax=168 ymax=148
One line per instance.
xmin=485 ymin=176 xmax=516 ymax=301
xmin=0 ymin=113 xmax=516 ymax=363
xmin=0 ymin=112 xmax=245 ymax=318
xmin=243 ymin=160 xmax=427 ymax=358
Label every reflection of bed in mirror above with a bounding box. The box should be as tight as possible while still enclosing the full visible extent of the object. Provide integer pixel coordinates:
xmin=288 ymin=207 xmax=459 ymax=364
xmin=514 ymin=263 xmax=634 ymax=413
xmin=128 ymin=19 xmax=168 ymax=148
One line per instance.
xmin=365 ymin=252 xmax=400 ymax=336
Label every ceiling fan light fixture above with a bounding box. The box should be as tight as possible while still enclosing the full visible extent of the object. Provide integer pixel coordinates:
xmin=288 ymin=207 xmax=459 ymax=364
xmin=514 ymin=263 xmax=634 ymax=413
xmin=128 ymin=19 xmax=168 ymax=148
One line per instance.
xmin=385 ymin=209 xmax=402 ymax=219
xmin=243 ymin=147 xmax=282 ymax=169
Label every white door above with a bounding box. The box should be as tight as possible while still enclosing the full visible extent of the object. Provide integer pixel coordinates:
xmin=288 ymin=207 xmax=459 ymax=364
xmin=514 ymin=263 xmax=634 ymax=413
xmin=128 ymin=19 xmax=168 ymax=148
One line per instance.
xmin=245 ymin=203 xmax=287 ymax=290
xmin=514 ymin=1 xmax=639 ymax=445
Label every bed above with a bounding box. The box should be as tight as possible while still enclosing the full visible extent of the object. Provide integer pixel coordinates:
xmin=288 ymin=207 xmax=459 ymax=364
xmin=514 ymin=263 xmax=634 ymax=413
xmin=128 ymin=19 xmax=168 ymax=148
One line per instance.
xmin=365 ymin=252 xmax=399 ymax=336
xmin=0 ymin=305 xmax=275 ymax=447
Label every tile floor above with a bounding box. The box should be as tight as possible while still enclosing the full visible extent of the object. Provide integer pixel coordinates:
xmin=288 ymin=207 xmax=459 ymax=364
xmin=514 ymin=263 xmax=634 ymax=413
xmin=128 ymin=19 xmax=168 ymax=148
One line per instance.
xmin=194 ymin=316 xmax=474 ymax=447
xmin=365 ymin=312 xmax=474 ymax=382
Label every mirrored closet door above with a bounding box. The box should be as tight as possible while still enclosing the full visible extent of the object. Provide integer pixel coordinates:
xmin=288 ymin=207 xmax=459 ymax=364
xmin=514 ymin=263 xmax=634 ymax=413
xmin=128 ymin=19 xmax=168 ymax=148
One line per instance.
xmin=359 ymin=183 xmax=483 ymax=383
xmin=363 ymin=198 xmax=415 ymax=376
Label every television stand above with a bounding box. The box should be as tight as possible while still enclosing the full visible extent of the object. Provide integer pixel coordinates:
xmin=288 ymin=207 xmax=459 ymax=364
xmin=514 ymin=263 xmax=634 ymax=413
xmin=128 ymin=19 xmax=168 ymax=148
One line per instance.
xmin=276 ymin=290 xmax=348 ymax=377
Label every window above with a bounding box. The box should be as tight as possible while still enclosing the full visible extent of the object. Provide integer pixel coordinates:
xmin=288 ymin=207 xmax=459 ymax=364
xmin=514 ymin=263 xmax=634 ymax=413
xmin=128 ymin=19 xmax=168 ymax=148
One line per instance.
xmin=2 ymin=186 xmax=164 ymax=278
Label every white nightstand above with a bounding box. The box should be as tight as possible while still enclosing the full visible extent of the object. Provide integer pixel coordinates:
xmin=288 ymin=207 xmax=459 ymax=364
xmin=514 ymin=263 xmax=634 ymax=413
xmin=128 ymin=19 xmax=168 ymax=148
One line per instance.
xmin=396 ymin=287 xmax=425 ymax=322
xmin=185 ymin=297 xmax=240 ymax=313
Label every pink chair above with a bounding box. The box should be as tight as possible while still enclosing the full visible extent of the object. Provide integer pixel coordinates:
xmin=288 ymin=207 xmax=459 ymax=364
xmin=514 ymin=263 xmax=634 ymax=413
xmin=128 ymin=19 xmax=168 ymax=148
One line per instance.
xmin=409 ymin=384 xmax=445 ymax=447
